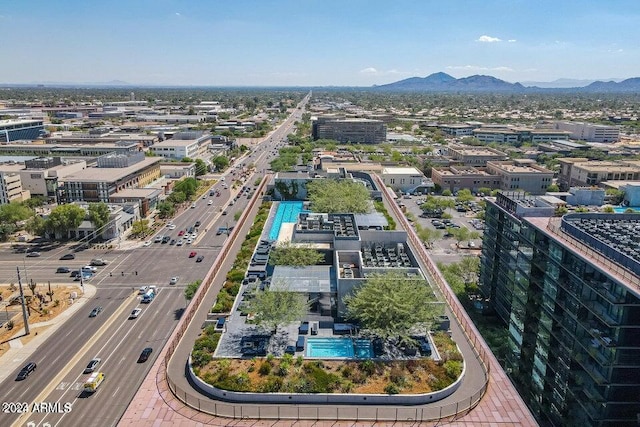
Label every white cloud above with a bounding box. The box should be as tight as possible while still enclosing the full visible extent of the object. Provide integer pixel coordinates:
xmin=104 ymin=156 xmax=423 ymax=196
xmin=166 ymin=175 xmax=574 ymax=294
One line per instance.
xmin=446 ymin=65 xmax=514 ymax=72
xmin=508 ymin=39 xmax=517 ymax=43
xmin=175 ymin=12 xmax=181 ymax=16
xmin=476 ymin=35 xmax=502 ymax=43
xmin=360 ymin=67 xmax=378 ymax=74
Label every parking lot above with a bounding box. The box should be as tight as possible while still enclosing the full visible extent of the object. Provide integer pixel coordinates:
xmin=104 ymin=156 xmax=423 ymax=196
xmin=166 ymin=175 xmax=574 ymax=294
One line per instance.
xmin=397 ymin=194 xmax=485 ymax=265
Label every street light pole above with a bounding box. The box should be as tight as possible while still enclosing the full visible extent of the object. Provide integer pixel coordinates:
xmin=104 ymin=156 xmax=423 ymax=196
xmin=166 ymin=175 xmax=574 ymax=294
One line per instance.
xmin=16 ymin=267 xmax=30 ymax=335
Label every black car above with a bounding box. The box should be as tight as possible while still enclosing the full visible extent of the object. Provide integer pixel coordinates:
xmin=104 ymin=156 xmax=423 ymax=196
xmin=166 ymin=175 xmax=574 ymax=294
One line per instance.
xmin=194 ymin=220 xmax=201 ymax=227
xmin=60 ymin=253 xmax=75 ymax=260
xmin=16 ymin=362 xmax=37 ymax=381
xmin=138 ymin=347 xmax=153 ymax=363
xmin=196 ymin=255 xmax=204 ymax=262
xmin=70 ymin=270 xmax=81 ymax=278
xmin=89 ymin=306 xmax=103 ymax=317
xmin=169 ymin=239 xmax=176 ymax=245
xmin=221 ymin=210 xmax=228 ymax=216
xmin=56 ymin=266 xmax=71 ymax=273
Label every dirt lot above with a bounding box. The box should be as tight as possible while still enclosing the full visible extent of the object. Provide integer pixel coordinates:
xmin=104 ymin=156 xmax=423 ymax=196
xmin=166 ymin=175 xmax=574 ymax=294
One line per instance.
xmin=0 ymin=284 xmax=82 ymax=358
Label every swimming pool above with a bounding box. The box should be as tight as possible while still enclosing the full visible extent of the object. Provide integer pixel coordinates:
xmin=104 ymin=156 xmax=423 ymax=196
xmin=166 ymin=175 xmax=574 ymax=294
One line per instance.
xmin=613 ymin=207 xmax=640 ymax=213
xmin=306 ymin=337 xmax=373 ymax=358
xmin=268 ymin=201 xmax=305 ymax=240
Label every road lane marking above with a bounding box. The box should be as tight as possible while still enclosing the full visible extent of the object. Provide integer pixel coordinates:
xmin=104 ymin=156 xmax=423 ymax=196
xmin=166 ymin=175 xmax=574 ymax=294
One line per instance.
xmin=12 ymin=291 xmax=137 ymax=427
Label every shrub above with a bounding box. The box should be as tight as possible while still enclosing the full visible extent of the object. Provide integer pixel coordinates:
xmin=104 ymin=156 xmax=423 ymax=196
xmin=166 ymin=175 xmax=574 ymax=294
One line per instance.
xmin=341 ymin=365 xmax=353 ymax=378
xmin=53 ymin=299 xmax=60 ymax=307
xmin=295 ymin=355 xmax=304 ymax=366
xmin=359 ymin=360 xmax=376 ymax=376
xmin=258 ymin=361 xmax=272 ymax=376
xmin=384 ymin=383 xmax=400 ymax=394
xmin=191 ymin=350 xmax=212 ymax=368
xmin=443 ymin=359 xmax=463 ymax=380
xmin=260 ymin=377 xmax=283 ymax=392
xmin=389 ymin=366 xmax=408 ymax=387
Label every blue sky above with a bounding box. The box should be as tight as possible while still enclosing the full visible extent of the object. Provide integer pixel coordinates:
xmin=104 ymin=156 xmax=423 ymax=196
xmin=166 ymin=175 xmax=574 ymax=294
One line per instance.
xmin=1 ymin=0 xmax=639 ymax=86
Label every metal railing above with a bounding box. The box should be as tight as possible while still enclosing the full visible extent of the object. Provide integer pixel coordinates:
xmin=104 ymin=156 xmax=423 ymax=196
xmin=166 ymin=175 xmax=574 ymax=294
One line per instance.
xmin=158 ymin=174 xmax=492 ymax=423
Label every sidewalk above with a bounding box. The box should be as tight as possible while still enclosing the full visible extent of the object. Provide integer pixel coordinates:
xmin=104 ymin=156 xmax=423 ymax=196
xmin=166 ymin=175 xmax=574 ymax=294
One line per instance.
xmin=0 ymin=283 xmax=97 ymax=384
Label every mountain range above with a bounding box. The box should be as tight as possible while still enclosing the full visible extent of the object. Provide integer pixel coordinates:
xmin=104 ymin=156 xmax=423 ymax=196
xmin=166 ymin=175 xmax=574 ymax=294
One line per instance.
xmin=373 ymin=72 xmax=640 ymax=93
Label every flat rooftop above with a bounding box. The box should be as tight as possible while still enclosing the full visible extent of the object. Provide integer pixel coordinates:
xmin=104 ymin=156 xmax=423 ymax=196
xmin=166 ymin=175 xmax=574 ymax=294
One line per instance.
xmin=381 ymin=166 xmax=422 ymax=175
xmin=270 ymin=265 xmax=332 ymax=293
xmin=63 ymin=157 xmax=161 ymax=183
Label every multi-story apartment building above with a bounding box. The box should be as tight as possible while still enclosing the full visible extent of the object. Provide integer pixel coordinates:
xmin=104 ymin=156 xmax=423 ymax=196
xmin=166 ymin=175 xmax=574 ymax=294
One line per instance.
xmin=554 ymin=122 xmax=620 ymax=143
xmin=0 ymin=119 xmax=45 ymax=142
xmin=486 ymin=161 xmax=554 ymax=195
xmin=480 ymin=192 xmax=640 ymax=427
xmin=0 ymin=172 xmax=26 ymax=204
xmin=62 ymin=157 xmax=161 ymax=203
xmin=312 ymin=117 xmax=386 ymax=144
xmin=446 ymin=145 xmax=509 ymax=166
xmin=558 ymin=158 xmax=640 ymax=190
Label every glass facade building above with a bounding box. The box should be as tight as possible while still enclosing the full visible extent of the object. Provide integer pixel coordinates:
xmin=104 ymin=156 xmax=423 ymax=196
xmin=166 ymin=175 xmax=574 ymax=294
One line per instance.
xmin=480 ymin=192 xmax=640 ymax=427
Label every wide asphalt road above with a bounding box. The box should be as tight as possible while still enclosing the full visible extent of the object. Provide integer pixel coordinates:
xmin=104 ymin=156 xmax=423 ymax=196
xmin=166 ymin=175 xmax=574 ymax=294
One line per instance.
xmin=0 ymin=95 xmax=309 ymax=427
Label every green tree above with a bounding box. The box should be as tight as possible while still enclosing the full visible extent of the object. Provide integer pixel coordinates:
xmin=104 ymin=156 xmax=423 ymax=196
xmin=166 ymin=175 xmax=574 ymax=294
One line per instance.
xmin=441 ymin=189 xmax=452 ymax=197
xmin=449 ymin=226 xmax=480 ymax=247
xmin=25 ymin=215 xmax=46 ymax=236
xmin=455 ymin=189 xmax=474 ymax=204
xmin=547 ymin=184 xmax=560 ymax=192
xmin=167 ymin=191 xmax=187 ymax=205
xmin=307 ymin=179 xmax=370 ymax=214
xmin=194 ymin=159 xmax=208 ymax=176
xmin=157 ymin=201 xmax=175 ymax=218
xmin=268 ymin=243 xmax=324 ymax=267
xmin=212 ymin=156 xmax=229 ymax=171
xmin=88 ymin=202 xmax=110 ymax=233
xmin=245 ymin=289 xmax=308 ymax=333
xmin=131 ymin=219 xmax=151 ymax=237
xmin=344 ymin=272 xmax=441 ymax=342
xmin=184 ymin=280 xmax=202 ymax=300
xmin=45 ymin=204 xmax=86 ymax=238
xmin=0 ymin=202 xmax=32 ymax=227
xmin=602 ymin=205 xmax=615 ymax=213
xmin=417 ymin=226 xmax=442 ymax=249
xmin=173 ymin=177 xmax=198 ymax=198
xmin=22 ymin=196 xmax=47 ymax=209
xmin=0 ymin=223 xmax=17 ymax=241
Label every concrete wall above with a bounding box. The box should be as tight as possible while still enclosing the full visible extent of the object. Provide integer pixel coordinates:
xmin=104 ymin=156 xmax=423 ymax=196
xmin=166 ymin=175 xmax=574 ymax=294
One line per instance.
xmin=188 ymin=355 xmax=464 ymax=406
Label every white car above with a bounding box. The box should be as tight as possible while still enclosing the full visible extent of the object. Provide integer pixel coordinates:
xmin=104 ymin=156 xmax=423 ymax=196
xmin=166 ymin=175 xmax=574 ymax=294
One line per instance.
xmin=169 ymin=277 xmax=179 ymax=285
xmin=138 ymin=286 xmax=149 ymax=295
xmin=191 ymin=232 xmax=198 ymax=239
xmin=176 ymin=239 xmax=184 ymax=246
xmin=168 ymin=224 xmax=176 ymax=230
xmin=190 ymin=203 xmax=197 ymax=209
xmin=186 ymin=238 xmax=193 ymax=245
xmin=82 ymin=265 xmax=98 ymax=273
xmin=129 ymin=308 xmax=142 ymax=319
xmin=207 ymin=200 xmax=213 ymax=205
xmin=143 ymin=241 xmax=152 ymax=247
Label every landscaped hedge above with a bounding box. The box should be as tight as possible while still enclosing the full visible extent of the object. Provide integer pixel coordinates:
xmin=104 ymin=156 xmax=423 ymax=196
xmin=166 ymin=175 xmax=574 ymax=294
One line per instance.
xmin=210 ymin=202 xmax=272 ymax=314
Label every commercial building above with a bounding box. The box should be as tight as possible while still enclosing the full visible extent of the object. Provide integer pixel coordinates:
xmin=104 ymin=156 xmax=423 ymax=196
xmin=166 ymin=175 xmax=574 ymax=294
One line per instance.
xmin=480 ymin=192 xmax=640 ymax=426
xmin=160 ymin=162 xmax=196 ymax=179
xmin=0 ymin=119 xmax=45 ymax=142
xmin=439 ymin=124 xmax=475 ymax=136
xmin=0 ymin=172 xmax=26 ymax=204
xmin=380 ymin=166 xmax=434 ymax=194
xmin=431 ymin=166 xmax=500 ymax=193
xmin=0 ymin=141 xmax=140 ymax=158
xmin=486 ymin=161 xmax=554 ymax=195
xmin=554 ymin=122 xmax=620 ymax=143
xmin=471 ymin=126 xmax=571 ymax=145
xmin=312 ymin=117 xmax=387 ymax=144
xmin=472 ymin=128 xmax=520 ymax=144
xmin=149 ymin=132 xmax=212 ymax=160
xmin=62 ymin=157 xmax=161 ymax=203
xmin=46 ymin=132 xmax=157 ymax=147
xmin=446 ymin=145 xmax=508 ymax=166
xmin=558 ymin=158 xmax=640 ymax=189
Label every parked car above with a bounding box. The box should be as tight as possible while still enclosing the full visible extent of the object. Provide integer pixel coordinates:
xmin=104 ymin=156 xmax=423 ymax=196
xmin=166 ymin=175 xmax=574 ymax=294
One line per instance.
xmin=60 ymin=253 xmax=75 ymax=260
xmin=138 ymin=347 xmax=153 ymax=363
xmin=89 ymin=306 xmax=103 ymax=317
xmin=26 ymin=251 xmax=41 ymax=257
xmin=178 ymin=230 xmax=185 ymax=236
xmin=169 ymin=277 xmax=179 ymax=285
xmin=189 ymin=251 xmax=197 ymax=258
xmin=196 ymin=255 xmax=204 ymax=262
xmin=176 ymin=239 xmax=184 ymax=246
xmin=56 ymin=266 xmax=71 ymax=273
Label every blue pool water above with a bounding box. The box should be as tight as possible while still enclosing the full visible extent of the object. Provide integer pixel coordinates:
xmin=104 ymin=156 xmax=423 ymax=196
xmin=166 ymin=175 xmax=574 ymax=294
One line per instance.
xmin=306 ymin=337 xmax=373 ymax=358
xmin=613 ymin=206 xmax=640 ymax=213
xmin=268 ymin=201 xmax=305 ymax=240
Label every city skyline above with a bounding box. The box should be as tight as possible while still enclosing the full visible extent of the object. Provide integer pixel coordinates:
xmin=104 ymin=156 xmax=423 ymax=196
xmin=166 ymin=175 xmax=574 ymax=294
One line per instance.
xmin=1 ymin=0 xmax=639 ymax=86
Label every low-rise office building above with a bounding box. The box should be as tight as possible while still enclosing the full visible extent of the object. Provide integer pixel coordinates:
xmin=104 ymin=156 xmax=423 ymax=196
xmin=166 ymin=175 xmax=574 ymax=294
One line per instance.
xmin=431 ymin=166 xmax=500 ymax=193
xmin=312 ymin=117 xmax=387 ymax=144
xmin=160 ymin=162 xmax=196 ymax=179
xmin=62 ymin=157 xmax=161 ymax=203
xmin=380 ymin=166 xmax=433 ymax=194
xmin=558 ymin=158 xmax=640 ymax=189
xmin=446 ymin=145 xmax=509 ymax=166
xmin=554 ymin=121 xmax=620 ymax=143
xmin=149 ymin=133 xmax=212 ymax=160
xmin=0 ymin=119 xmax=45 ymax=142
xmin=486 ymin=161 xmax=554 ymax=195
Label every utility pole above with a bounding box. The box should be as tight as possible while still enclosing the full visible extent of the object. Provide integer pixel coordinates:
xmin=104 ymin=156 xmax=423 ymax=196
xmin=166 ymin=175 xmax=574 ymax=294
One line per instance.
xmin=16 ymin=267 xmax=29 ymax=335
